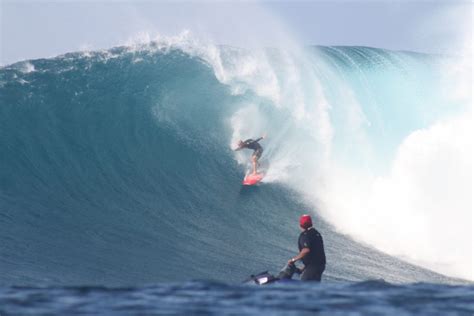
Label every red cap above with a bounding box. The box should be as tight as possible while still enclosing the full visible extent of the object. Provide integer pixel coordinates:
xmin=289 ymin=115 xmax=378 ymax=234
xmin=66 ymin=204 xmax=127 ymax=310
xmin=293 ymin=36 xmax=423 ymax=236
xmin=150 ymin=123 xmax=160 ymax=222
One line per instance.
xmin=300 ymin=214 xmax=313 ymax=229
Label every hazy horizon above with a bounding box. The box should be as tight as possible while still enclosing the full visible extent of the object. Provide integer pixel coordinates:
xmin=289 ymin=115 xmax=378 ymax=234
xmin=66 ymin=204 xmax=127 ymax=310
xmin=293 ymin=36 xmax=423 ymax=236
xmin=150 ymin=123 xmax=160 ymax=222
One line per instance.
xmin=1 ymin=1 xmax=472 ymax=65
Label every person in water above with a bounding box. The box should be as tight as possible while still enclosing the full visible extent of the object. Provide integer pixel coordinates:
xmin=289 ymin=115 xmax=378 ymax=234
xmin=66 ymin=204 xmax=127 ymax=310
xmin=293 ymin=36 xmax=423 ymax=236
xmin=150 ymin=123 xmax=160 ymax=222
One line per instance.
xmin=288 ymin=214 xmax=326 ymax=281
xmin=235 ymin=135 xmax=265 ymax=175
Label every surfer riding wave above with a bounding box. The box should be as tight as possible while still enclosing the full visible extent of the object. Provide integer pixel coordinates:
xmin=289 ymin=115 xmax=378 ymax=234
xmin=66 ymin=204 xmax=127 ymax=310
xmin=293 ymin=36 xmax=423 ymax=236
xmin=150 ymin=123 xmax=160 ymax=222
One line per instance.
xmin=235 ymin=135 xmax=265 ymax=175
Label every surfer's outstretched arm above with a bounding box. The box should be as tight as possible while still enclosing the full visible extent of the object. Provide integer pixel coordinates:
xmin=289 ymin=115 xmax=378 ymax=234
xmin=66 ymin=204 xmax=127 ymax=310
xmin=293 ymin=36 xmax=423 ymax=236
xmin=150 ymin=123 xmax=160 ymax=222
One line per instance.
xmin=246 ymin=136 xmax=265 ymax=147
xmin=254 ymin=135 xmax=266 ymax=143
xmin=235 ymin=140 xmax=247 ymax=151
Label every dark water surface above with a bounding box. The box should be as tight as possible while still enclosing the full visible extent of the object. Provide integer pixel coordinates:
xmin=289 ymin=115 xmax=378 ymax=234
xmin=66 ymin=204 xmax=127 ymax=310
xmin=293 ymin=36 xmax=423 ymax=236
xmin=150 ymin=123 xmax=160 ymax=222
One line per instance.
xmin=1 ymin=281 xmax=473 ymax=315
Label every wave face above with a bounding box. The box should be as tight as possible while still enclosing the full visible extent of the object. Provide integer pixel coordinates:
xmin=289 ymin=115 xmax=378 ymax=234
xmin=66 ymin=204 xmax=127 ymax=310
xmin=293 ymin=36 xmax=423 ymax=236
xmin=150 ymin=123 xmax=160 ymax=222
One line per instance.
xmin=0 ymin=41 xmax=471 ymax=285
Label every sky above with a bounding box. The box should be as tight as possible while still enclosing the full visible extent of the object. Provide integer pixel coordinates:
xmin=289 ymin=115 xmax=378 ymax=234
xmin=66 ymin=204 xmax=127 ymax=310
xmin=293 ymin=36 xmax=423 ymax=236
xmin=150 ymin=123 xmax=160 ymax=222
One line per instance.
xmin=0 ymin=0 xmax=472 ymax=65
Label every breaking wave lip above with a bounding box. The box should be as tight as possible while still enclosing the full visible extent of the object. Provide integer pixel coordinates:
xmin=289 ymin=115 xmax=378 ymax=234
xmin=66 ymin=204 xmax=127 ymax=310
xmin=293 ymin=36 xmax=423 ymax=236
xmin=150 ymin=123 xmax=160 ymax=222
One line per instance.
xmin=0 ymin=35 xmax=471 ymax=285
xmin=143 ymin=35 xmax=471 ymax=281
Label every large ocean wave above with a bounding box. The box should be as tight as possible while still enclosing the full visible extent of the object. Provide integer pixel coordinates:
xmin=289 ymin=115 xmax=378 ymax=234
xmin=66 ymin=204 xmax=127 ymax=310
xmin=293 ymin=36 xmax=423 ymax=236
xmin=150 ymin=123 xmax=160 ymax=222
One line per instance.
xmin=0 ymin=36 xmax=471 ymax=285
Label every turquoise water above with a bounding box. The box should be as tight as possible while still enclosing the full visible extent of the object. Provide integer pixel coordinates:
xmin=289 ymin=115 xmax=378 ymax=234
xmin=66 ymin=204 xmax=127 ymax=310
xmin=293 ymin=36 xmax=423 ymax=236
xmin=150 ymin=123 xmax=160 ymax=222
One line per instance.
xmin=0 ymin=44 xmax=470 ymax=288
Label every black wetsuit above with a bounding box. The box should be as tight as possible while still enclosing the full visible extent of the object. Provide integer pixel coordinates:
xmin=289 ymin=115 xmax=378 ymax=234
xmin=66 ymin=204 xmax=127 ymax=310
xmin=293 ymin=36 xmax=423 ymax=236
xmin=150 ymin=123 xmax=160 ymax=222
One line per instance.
xmin=298 ymin=227 xmax=326 ymax=281
xmin=241 ymin=137 xmax=263 ymax=159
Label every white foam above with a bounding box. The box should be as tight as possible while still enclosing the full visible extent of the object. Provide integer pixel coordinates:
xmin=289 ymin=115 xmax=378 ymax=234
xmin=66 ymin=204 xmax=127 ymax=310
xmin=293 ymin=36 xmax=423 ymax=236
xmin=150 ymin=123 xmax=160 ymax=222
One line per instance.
xmin=123 ymin=31 xmax=472 ymax=281
xmin=19 ymin=62 xmax=35 ymax=73
xmin=225 ymin=46 xmax=472 ymax=281
xmin=317 ymin=114 xmax=472 ymax=281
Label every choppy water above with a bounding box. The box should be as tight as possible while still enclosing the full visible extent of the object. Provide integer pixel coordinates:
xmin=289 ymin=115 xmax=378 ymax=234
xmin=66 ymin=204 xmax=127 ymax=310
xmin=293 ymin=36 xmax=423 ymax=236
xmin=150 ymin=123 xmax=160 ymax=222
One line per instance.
xmin=1 ymin=281 xmax=473 ymax=315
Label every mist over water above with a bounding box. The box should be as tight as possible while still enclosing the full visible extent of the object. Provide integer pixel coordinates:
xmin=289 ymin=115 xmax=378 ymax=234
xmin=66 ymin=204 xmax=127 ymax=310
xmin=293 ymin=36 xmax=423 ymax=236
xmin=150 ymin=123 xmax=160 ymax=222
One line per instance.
xmin=175 ymin=37 xmax=472 ymax=281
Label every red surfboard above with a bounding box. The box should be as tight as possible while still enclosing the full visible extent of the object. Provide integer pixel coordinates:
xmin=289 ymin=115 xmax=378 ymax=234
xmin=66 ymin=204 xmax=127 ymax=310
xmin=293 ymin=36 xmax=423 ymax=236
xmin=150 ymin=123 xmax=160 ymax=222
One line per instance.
xmin=242 ymin=173 xmax=264 ymax=186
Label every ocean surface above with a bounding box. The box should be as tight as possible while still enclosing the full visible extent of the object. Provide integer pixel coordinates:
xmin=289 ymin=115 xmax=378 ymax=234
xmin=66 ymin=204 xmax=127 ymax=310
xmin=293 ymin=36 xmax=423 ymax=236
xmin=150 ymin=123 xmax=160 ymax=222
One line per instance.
xmin=0 ymin=40 xmax=472 ymax=314
xmin=1 ymin=281 xmax=474 ymax=315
